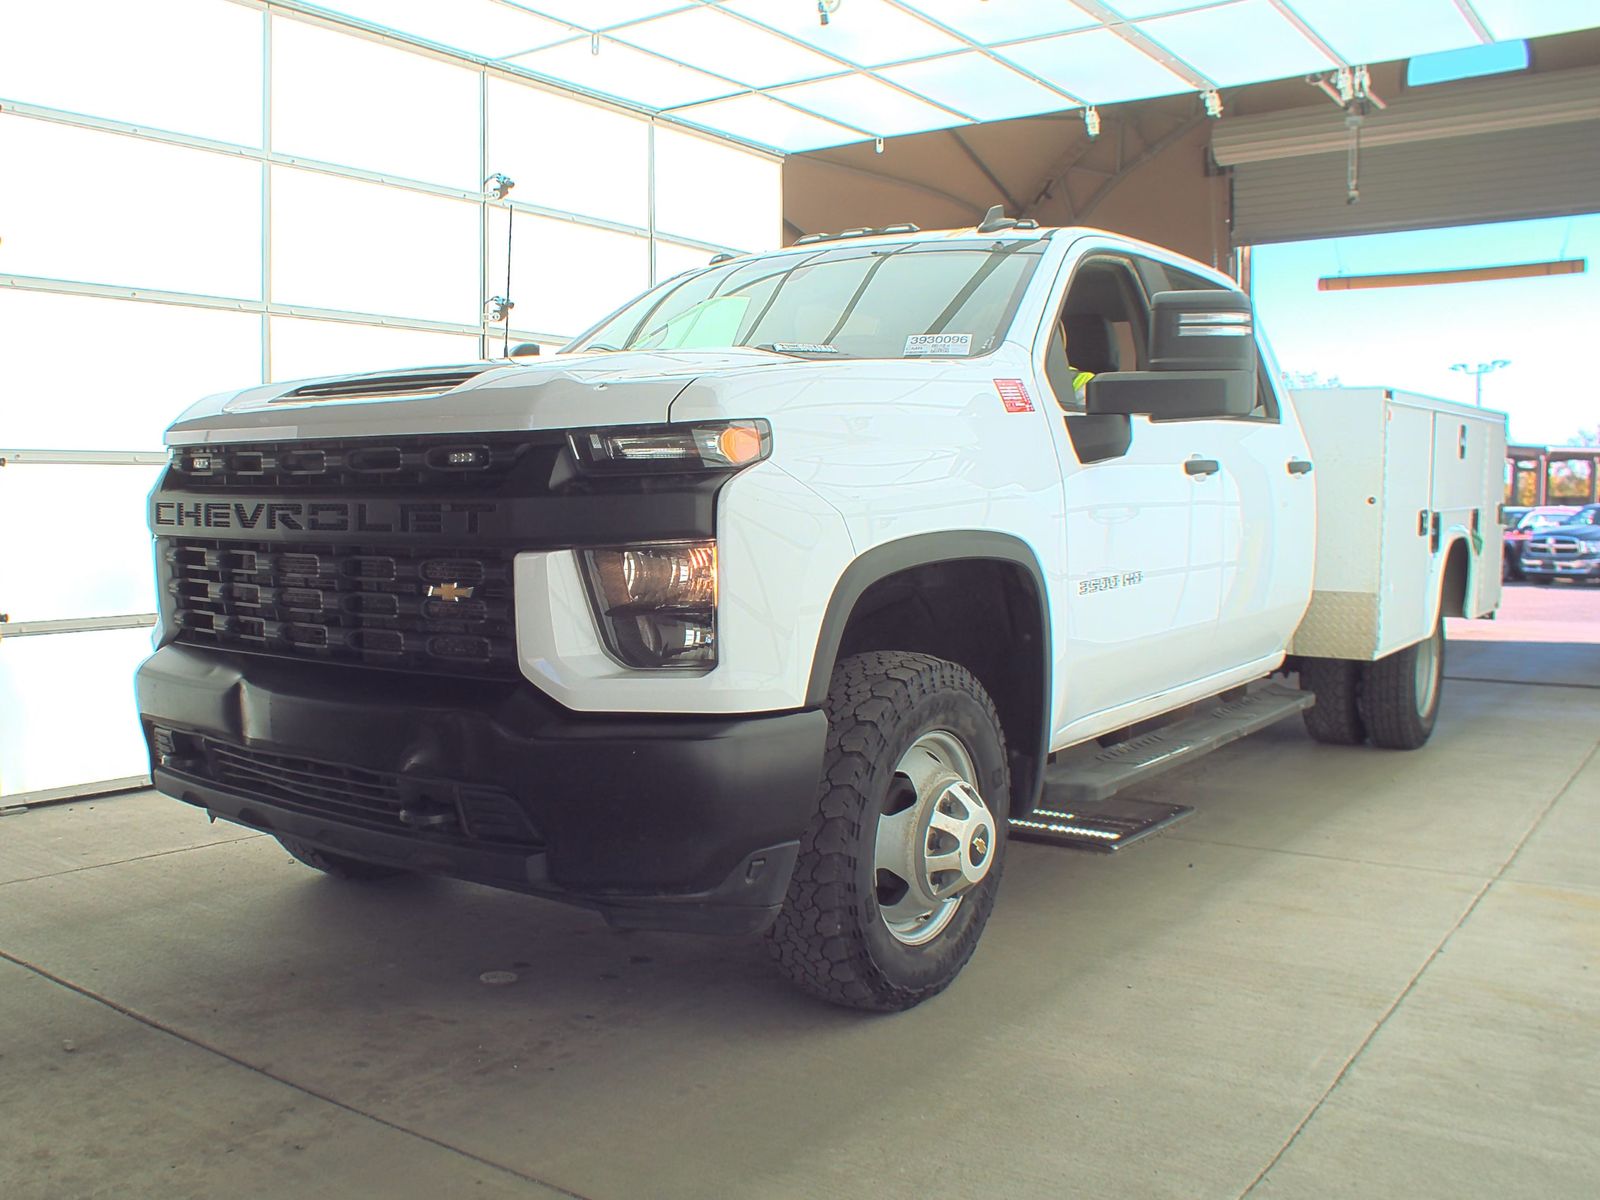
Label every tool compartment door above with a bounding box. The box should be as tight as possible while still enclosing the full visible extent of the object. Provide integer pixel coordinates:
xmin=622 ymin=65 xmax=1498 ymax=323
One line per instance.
xmin=1430 ymin=410 xmax=1503 ymax=618
xmin=1376 ymin=402 xmax=1436 ymax=657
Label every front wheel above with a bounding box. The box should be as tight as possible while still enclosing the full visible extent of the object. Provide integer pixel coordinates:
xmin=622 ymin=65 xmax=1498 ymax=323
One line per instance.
xmin=1358 ymin=618 xmax=1445 ymax=750
xmin=766 ymin=651 xmax=1010 ymax=1012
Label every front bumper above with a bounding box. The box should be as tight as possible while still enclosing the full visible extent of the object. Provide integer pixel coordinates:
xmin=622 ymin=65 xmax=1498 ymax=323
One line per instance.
xmin=136 ymin=644 xmax=827 ymax=934
xmin=1519 ymin=556 xmax=1600 ymax=580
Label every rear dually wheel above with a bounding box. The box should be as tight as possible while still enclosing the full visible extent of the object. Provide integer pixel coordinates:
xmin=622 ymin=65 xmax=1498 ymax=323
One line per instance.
xmin=1358 ymin=618 xmax=1445 ymax=750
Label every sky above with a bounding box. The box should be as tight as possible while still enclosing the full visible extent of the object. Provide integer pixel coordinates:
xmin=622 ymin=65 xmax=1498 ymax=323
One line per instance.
xmin=1251 ymin=212 xmax=1599 ymax=448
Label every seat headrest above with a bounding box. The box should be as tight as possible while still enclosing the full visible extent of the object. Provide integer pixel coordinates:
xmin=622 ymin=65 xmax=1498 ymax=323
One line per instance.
xmin=1062 ymin=314 xmax=1120 ymax=375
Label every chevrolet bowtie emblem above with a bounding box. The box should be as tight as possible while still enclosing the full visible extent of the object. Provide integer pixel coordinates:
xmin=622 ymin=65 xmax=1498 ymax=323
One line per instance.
xmin=427 ymin=581 xmax=475 ymax=602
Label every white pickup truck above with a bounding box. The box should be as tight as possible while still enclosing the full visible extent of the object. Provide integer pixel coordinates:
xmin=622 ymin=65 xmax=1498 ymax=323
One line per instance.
xmin=137 ymin=218 xmax=1504 ymax=1011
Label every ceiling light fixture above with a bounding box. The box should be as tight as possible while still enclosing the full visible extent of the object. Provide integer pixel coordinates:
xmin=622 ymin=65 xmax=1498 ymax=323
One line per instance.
xmin=1202 ymin=89 xmax=1223 ymax=119
xmin=818 ymin=0 xmax=841 ymax=27
xmin=1083 ymin=106 xmax=1100 ymax=139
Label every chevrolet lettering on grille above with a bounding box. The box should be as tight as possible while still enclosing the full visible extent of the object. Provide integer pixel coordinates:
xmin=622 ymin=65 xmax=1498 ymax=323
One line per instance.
xmin=152 ymin=498 xmax=496 ymax=536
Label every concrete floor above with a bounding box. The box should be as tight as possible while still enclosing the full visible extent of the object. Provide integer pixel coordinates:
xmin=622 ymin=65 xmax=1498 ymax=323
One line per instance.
xmin=3 ymin=584 xmax=1597 ymax=1200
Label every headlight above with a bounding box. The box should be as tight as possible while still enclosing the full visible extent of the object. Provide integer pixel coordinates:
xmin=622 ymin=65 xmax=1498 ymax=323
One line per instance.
xmin=568 ymin=420 xmax=770 ymax=474
xmin=580 ymin=541 xmax=719 ymax=669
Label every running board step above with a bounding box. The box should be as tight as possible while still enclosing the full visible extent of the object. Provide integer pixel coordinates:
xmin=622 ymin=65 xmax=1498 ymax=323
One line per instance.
xmin=1010 ymin=798 xmax=1193 ymax=852
xmin=1009 ymin=684 xmax=1314 ymax=852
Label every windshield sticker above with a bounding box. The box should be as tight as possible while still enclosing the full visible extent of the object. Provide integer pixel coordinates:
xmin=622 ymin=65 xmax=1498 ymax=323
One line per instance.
xmin=769 ymin=342 xmax=841 ymax=354
xmin=905 ymin=333 xmax=973 ymax=356
xmin=994 ymin=379 xmax=1034 ymax=413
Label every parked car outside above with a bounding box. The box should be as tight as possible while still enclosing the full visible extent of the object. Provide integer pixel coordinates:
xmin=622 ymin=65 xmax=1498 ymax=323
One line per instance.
xmin=1557 ymin=503 xmax=1600 ymax=527
xmin=1521 ymin=522 xmax=1600 ymax=584
xmin=1504 ymin=506 xmax=1580 ymax=580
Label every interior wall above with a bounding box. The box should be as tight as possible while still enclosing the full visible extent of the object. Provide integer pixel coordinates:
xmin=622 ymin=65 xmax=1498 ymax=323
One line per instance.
xmin=1026 ymin=120 xmax=1228 ymax=270
xmin=783 ymin=97 xmax=1230 ymax=271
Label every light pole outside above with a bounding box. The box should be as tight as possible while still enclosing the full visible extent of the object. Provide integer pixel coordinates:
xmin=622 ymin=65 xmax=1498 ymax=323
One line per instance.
xmin=1451 ymin=359 xmax=1510 ymax=407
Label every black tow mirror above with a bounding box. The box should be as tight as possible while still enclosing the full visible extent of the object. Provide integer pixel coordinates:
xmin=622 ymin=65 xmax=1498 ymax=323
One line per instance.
xmin=1148 ymin=289 xmax=1255 ymax=372
xmin=1085 ymin=290 xmax=1257 ymax=421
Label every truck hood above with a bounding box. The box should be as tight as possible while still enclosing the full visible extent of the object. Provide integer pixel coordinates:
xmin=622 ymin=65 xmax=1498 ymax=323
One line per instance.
xmin=1532 ymin=524 xmax=1600 ymax=543
xmin=164 ymin=348 xmax=803 ymax=445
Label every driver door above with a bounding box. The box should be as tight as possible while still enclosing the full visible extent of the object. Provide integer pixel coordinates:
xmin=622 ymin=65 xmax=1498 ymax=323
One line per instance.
xmin=1041 ymin=251 xmax=1224 ymax=734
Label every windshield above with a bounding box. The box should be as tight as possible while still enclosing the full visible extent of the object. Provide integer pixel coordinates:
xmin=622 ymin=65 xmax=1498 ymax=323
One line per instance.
xmin=569 ymin=239 xmax=1047 ymax=360
xmin=1519 ymin=511 xmax=1576 ymax=530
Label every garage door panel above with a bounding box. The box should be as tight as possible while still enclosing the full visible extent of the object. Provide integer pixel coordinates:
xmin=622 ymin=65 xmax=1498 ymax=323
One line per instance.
xmin=1232 ymin=120 xmax=1600 ymax=245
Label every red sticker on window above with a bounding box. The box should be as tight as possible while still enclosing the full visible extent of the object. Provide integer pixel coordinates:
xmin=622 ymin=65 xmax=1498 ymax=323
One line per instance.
xmin=995 ymin=378 xmax=1034 ymax=413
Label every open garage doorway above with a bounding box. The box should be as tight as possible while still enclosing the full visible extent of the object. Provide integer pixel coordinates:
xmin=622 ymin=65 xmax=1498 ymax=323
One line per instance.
xmin=1249 ymin=213 xmax=1600 ymax=449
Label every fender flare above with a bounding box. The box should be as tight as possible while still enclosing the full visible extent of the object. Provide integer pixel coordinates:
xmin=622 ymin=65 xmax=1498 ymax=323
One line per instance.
xmin=804 ymin=531 xmax=1053 ymax=812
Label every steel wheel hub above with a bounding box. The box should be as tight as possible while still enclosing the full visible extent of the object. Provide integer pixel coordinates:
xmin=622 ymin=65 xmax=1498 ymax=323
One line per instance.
xmin=874 ymin=730 xmax=995 ymax=946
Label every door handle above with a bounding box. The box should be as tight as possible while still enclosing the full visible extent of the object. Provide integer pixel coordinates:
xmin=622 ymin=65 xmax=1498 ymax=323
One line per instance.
xmin=1184 ymin=458 xmax=1220 ymax=477
xmin=1287 ymin=458 xmax=1314 ymax=475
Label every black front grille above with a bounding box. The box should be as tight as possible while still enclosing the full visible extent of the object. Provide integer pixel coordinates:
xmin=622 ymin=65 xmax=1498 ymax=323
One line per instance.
xmin=1528 ymin=536 xmax=1590 ymax=557
xmin=168 ymin=537 xmax=517 ymax=677
xmin=164 ymin=732 xmax=540 ymax=847
xmin=167 ymin=431 xmax=551 ymax=491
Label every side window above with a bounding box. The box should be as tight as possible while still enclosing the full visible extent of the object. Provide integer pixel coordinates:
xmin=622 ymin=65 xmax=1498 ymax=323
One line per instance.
xmin=1160 ymin=263 xmax=1225 ymax=294
xmin=1044 ymin=256 xmax=1148 ymax=412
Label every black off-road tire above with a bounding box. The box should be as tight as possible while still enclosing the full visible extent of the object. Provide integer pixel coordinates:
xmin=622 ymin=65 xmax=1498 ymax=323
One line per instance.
xmin=1358 ymin=618 xmax=1445 ymax=750
xmin=765 ymin=651 xmax=1010 ymax=1012
xmin=1298 ymin=657 xmax=1366 ymax=746
xmin=277 ymin=836 xmax=409 ymax=882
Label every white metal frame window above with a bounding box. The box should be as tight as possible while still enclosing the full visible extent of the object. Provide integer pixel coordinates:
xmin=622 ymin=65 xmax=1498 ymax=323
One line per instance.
xmin=0 ymin=1 xmax=782 ymax=805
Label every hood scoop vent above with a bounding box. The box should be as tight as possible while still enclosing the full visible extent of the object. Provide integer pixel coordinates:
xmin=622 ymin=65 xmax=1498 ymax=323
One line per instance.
xmin=274 ymin=368 xmax=489 ymax=404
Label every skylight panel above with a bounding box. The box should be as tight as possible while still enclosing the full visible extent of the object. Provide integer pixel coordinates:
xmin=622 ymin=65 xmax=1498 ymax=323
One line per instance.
xmin=1100 ymin=0 xmax=1225 ymax=17
xmin=1137 ymin=0 xmax=1334 ymax=86
xmin=1467 ymin=0 xmax=1600 ymax=41
xmin=668 ymin=92 xmax=870 ymax=153
xmin=509 ymin=1 xmax=685 ymax=30
xmin=878 ymin=52 xmax=1077 ymax=121
xmin=772 ymin=72 xmax=973 ymax=136
xmin=1283 ymin=0 xmax=1479 ymax=65
xmin=507 ymin=37 xmax=742 ymax=109
xmin=903 ymin=0 xmax=1098 ymax=43
xmin=619 ymin=7 xmax=843 ymax=88
xmin=721 ymin=0 xmax=964 ymax=68
xmin=309 ymin=0 xmax=571 ymax=58
xmin=1002 ymin=27 xmax=1191 ymax=104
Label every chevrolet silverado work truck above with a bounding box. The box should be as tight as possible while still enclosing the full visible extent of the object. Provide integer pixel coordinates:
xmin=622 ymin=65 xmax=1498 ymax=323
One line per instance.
xmin=137 ymin=219 xmax=1504 ymax=1010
